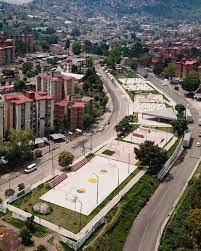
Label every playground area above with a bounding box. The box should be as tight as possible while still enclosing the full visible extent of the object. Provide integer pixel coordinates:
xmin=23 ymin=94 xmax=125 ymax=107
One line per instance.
xmin=41 ymin=156 xmax=137 ymax=216
xmin=124 ymin=126 xmax=174 ymax=148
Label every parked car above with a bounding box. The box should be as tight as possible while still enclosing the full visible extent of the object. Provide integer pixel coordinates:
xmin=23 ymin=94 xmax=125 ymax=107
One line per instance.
xmin=196 ymin=142 xmax=201 ymax=147
xmin=24 ymin=163 xmax=37 ymax=174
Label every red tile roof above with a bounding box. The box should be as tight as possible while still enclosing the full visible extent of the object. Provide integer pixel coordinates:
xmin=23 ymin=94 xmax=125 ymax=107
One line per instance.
xmin=72 ymin=101 xmax=84 ymax=109
xmin=5 ymin=93 xmax=32 ymax=104
xmin=56 ymin=99 xmax=69 ymax=107
xmin=39 ymin=73 xmax=59 ymax=81
xmin=34 ymin=91 xmax=54 ymax=101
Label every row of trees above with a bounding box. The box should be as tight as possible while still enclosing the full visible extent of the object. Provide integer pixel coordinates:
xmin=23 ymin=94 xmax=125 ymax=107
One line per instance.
xmin=0 ymin=129 xmax=35 ymax=166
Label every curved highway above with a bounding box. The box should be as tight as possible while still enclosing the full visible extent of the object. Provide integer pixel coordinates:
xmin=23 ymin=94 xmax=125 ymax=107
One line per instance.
xmin=124 ymin=73 xmax=200 ymax=251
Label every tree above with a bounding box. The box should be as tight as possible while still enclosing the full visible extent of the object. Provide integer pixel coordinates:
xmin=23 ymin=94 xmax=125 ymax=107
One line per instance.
xmin=134 ymin=141 xmax=167 ymax=174
xmin=182 ymin=71 xmax=200 ymax=93
xmin=171 ymin=118 xmax=188 ymax=137
xmin=15 ymin=40 xmax=28 ymax=55
xmin=2 ymin=68 xmax=15 ymax=77
xmin=83 ymin=113 xmax=95 ymax=129
xmin=72 ymin=41 xmax=82 ymax=55
xmin=14 ymin=80 xmax=26 ymax=91
xmin=35 ymin=64 xmax=41 ymax=74
xmin=115 ymin=116 xmax=134 ymax=135
xmin=35 ymin=245 xmax=47 ymax=251
xmin=187 ymin=209 xmax=201 ymax=248
xmin=153 ymin=62 xmax=163 ymax=75
xmin=163 ymin=63 xmax=176 ymax=80
xmin=22 ymin=62 xmax=33 ymax=75
xmin=25 ymin=216 xmax=35 ymax=233
xmin=20 ymin=228 xmax=33 ymax=246
xmin=64 ymin=39 xmax=70 ymax=50
xmin=86 ymin=57 xmax=93 ymax=68
xmin=175 ymin=104 xmax=186 ymax=118
xmin=18 ymin=183 xmax=25 ymax=191
xmin=58 ymin=151 xmax=74 ymax=168
xmin=175 ymin=104 xmax=186 ymax=114
xmin=4 ymin=129 xmax=35 ymax=165
xmin=5 ymin=188 xmax=15 ymax=198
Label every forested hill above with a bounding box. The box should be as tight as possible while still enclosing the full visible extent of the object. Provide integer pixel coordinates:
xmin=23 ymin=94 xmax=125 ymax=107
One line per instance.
xmin=71 ymin=0 xmax=201 ymax=20
xmin=30 ymin=0 xmax=201 ymax=20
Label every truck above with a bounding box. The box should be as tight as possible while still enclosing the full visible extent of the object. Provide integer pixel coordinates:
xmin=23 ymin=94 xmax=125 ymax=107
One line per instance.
xmin=183 ymin=131 xmax=192 ymax=148
xmin=186 ymin=109 xmax=193 ymax=123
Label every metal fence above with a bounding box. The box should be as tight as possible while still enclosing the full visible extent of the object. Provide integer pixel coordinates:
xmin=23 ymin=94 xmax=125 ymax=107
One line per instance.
xmin=157 ymin=139 xmax=184 ymax=181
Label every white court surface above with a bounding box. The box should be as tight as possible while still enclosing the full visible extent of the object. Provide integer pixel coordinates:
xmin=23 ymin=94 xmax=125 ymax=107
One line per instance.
xmin=97 ymin=140 xmax=139 ymax=165
xmin=124 ymin=127 xmax=174 ymax=148
xmin=119 ymin=78 xmax=154 ymax=92
xmin=41 ymin=156 xmax=137 ymax=216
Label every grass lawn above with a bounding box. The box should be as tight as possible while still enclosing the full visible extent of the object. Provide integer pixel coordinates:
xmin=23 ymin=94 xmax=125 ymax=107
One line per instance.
xmin=4 ymin=214 xmax=49 ymax=238
xmin=115 ymin=69 xmax=136 ymax=79
xmin=143 ymin=126 xmax=174 ymax=134
xmin=11 ymin=168 xmax=140 ymax=233
xmin=102 ymin=149 xmax=115 ymax=156
xmin=159 ymin=163 xmax=201 ymax=251
xmin=84 ymin=174 xmax=159 ymax=251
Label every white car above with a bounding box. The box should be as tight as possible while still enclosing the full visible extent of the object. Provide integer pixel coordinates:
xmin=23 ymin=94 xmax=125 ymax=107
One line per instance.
xmin=196 ymin=142 xmax=201 ymax=147
xmin=24 ymin=163 xmax=37 ymax=174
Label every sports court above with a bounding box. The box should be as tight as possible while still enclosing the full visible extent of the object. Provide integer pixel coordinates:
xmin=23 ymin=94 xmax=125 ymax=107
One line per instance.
xmin=41 ymin=156 xmax=137 ymax=215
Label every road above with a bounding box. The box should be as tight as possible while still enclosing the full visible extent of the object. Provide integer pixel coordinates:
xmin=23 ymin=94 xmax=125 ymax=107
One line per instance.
xmin=124 ymin=73 xmax=201 ymax=251
xmin=0 ymin=65 xmax=129 ymax=198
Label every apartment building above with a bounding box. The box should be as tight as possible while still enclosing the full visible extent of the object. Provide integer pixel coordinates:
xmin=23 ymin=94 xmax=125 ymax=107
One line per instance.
xmin=37 ymin=73 xmax=63 ymax=102
xmin=0 ymin=41 xmax=15 ymax=66
xmin=37 ymin=72 xmax=82 ymax=101
xmin=55 ymin=96 xmax=84 ymax=130
xmin=0 ymin=34 xmax=34 ymax=53
xmin=0 ymin=101 xmax=4 ymax=140
xmin=4 ymin=91 xmax=54 ymax=136
xmin=176 ymin=59 xmax=198 ymax=79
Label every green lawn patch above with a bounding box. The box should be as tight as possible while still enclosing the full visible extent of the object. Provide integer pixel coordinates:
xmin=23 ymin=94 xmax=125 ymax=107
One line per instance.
xmin=102 ymin=149 xmax=115 ymax=156
xmin=4 ymin=215 xmax=49 ymax=238
xmin=10 ymin=167 xmax=140 ymax=234
xmin=84 ymin=174 xmax=159 ymax=251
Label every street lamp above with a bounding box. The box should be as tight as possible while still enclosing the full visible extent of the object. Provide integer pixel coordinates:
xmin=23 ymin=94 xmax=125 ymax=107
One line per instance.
xmin=112 ymin=164 xmax=120 ymax=195
xmin=92 ymin=172 xmax=99 ymax=204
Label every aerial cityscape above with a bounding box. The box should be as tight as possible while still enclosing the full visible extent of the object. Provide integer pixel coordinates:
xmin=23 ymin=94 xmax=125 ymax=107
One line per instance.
xmin=0 ymin=0 xmax=200 ymax=250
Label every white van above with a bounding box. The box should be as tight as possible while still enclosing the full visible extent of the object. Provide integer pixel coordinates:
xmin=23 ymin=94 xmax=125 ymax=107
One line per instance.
xmin=24 ymin=163 xmax=37 ymax=174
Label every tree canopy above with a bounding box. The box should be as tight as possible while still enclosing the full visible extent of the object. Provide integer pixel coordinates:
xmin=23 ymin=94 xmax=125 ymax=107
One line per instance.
xmin=58 ymin=151 xmax=74 ymax=168
xmin=163 ymin=63 xmax=176 ymax=79
xmin=14 ymin=79 xmax=26 ymax=91
xmin=3 ymin=129 xmax=35 ymax=165
xmin=115 ymin=115 xmax=135 ymax=136
xmin=134 ymin=141 xmax=167 ymax=174
xmin=181 ymin=71 xmax=200 ymax=93
xmin=72 ymin=41 xmax=82 ymax=55
xmin=171 ymin=118 xmax=188 ymax=137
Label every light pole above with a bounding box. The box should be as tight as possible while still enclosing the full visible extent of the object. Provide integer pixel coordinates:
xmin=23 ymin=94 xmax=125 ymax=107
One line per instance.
xmin=112 ymin=165 xmax=120 ymax=195
xmin=92 ymin=173 xmax=99 ymax=204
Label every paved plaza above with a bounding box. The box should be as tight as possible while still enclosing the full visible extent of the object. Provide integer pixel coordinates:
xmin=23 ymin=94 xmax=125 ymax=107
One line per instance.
xmin=124 ymin=127 xmax=174 ymax=148
xmin=97 ymin=140 xmax=139 ymax=165
xmin=41 ymin=156 xmax=137 ymax=216
xmin=119 ymin=78 xmax=154 ymax=92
